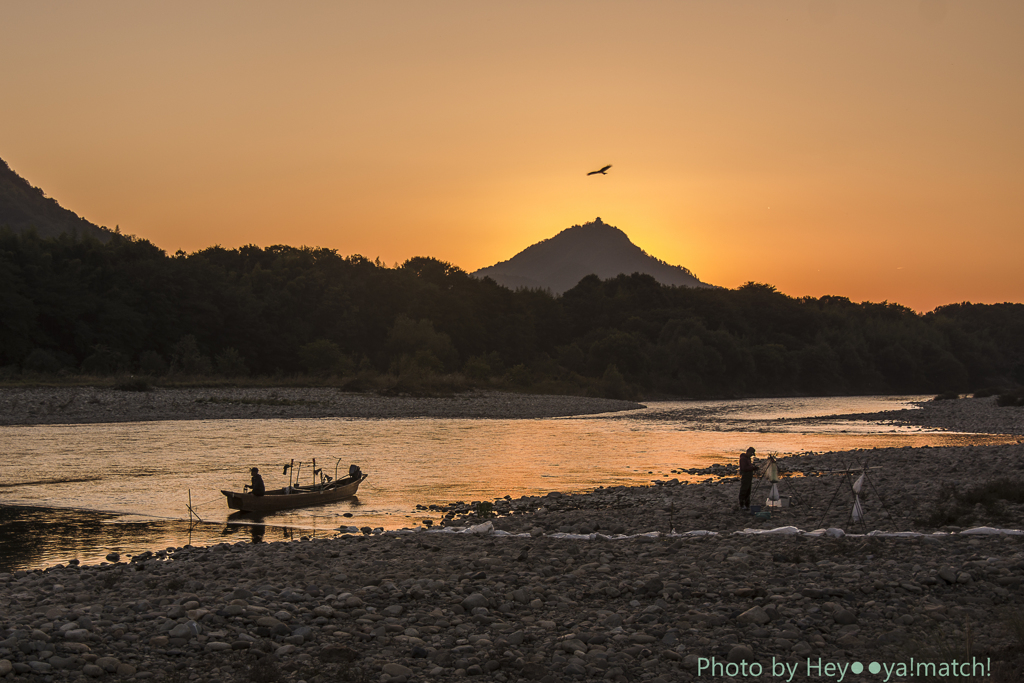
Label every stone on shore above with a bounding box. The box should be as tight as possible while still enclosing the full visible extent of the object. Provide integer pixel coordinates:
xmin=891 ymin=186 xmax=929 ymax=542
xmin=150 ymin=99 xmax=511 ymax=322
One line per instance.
xmin=736 ymin=605 xmax=770 ymax=625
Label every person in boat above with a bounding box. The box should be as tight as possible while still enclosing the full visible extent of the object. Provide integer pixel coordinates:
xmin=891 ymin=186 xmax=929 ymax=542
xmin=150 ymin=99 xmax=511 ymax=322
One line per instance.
xmin=738 ymin=447 xmax=756 ymax=511
xmin=250 ymin=467 xmax=266 ymax=497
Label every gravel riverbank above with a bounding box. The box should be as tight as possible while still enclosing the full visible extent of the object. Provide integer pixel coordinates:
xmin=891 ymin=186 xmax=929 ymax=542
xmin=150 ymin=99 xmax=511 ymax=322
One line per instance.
xmin=824 ymin=394 xmax=1024 ymax=438
xmin=0 ymin=388 xmax=644 ymax=426
xmin=2 ymin=395 xmax=1023 ymax=682
xmin=2 ymin=525 xmax=1022 ymax=683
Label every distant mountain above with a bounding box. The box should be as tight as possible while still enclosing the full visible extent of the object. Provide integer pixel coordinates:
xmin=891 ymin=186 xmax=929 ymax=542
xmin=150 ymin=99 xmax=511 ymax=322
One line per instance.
xmin=0 ymin=156 xmax=112 ymax=241
xmin=472 ymin=218 xmax=713 ymax=295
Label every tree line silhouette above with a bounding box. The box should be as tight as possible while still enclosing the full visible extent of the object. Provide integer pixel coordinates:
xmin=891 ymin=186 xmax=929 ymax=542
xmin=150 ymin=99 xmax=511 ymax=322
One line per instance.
xmin=2 ymin=228 xmax=1022 ymax=398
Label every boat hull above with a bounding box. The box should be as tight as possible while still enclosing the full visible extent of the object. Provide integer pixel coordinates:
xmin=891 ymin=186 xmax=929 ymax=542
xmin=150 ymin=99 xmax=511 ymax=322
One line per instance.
xmin=222 ymin=474 xmax=367 ymax=513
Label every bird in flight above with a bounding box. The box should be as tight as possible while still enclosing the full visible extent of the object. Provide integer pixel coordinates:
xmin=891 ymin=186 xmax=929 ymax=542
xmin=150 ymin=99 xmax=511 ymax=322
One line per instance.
xmin=587 ymin=164 xmax=612 ymax=176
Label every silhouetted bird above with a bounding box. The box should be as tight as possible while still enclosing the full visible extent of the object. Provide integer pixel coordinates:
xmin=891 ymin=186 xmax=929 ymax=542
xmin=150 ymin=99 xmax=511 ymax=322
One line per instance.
xmin=587 ymin=165 xmax=612 ymax=176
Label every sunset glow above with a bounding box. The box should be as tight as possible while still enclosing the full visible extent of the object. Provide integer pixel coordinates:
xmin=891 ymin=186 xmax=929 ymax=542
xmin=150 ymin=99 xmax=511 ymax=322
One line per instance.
xmin=1 ymin=1 xmax=1021 ymax=312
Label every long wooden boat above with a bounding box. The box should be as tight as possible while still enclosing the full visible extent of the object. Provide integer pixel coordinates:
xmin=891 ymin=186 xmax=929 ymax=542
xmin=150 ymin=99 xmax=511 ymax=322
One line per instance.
xmin=222 ymin=472 xmax=368 ymax=513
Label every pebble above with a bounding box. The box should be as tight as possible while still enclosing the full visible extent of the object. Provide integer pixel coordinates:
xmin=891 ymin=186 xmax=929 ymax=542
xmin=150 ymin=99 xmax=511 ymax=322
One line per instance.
xmin=382 ymin=662 xmax=413 ymax=677
xmin=1 ymin=525 xmax=1021 ymax=683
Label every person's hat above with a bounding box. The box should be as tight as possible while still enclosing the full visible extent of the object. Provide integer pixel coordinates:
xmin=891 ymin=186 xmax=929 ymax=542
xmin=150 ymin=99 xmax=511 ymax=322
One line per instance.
xmin=746 ymin=447 xmax=755 ymax=454
xmin=250 ymin=467 xmax=259 ymax=473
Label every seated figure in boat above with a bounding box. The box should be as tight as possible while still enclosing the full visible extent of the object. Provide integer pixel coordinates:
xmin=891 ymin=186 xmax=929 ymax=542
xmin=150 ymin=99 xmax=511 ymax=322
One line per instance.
xmin=250 ymin=467 xmax=266 ymax=496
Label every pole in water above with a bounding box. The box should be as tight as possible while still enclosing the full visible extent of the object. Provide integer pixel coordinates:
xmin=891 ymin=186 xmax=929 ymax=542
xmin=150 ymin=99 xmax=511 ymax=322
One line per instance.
xmin=186 ymin=489 xmax=203 ymax=523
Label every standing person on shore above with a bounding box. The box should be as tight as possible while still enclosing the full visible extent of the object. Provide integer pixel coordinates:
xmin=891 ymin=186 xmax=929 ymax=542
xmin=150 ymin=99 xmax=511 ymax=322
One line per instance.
xmin=250 ymin=467 xmax=266 ymax=497
xmin=739 ymin=447 xmax=756 ymax=510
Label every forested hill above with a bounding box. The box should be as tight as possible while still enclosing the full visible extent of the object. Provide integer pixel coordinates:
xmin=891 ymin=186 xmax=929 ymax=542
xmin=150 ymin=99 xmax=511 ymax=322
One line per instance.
xmin=472 ymin=218 xmax=712 ymax=295
xmin=0 ymin=157 xmax=112 ymax=242
xmin=2 ymin=229 xmax=1023 ymax=399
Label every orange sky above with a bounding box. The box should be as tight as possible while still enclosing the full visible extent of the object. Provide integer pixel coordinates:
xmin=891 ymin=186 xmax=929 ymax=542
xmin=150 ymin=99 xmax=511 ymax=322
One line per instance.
xmin=1 ymin=1 xmax=1021 ymax=313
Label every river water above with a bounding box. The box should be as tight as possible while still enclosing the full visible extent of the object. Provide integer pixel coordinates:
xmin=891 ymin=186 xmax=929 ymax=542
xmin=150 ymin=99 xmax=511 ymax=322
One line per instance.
xmin=0 ymin=395 xmax=1015 ymax=572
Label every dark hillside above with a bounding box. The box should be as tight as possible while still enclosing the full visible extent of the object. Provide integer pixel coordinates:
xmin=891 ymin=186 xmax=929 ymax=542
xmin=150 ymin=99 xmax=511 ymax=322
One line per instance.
xmin=0 ymin=156 xmax=112 ymax=241
xmin=3 ymin=230 xmax=1023 ymax=399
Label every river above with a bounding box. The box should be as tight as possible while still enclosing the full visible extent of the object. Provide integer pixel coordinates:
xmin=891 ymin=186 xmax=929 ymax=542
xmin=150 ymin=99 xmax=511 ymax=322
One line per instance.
xmin=0 ymin=395 xmax=1015 ymax=572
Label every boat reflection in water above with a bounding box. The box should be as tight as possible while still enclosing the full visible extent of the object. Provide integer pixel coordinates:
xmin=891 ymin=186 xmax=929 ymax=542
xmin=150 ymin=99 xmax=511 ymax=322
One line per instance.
xmin=220 ymin=508 xmax=352 ymax=545
xmin=222 ymin=512 xmax=268 ymax=544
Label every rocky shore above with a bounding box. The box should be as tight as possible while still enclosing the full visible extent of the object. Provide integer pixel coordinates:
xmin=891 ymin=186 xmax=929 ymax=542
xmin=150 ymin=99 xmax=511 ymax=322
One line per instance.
xmin=435 ymin=441 xmax=1024 ymax=538
xmin=2 ymin=395 xmax=1023 ymax=682
xmin=821 ymin=394 xmax=1024 ymax=439
xmin=2 ymin=524 xmax=1022 ymax=683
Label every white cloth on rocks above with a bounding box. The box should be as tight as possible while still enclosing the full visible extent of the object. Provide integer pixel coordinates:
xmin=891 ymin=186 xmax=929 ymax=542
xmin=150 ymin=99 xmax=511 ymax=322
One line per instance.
xmin=851 ymin=473 xmax=865 ymax=522
xmin=961 ymin=526 xmax=1024 ymax=535
xmin=737 ymin=526 xmax=802 ymax=535
xmin=408 ymin=524 xmax=1024 ymax=542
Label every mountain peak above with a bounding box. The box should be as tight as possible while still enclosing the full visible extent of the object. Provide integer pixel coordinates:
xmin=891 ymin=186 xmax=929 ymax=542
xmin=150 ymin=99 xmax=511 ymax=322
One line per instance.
xmin=472 ymin=218 xmax=712 ymax=295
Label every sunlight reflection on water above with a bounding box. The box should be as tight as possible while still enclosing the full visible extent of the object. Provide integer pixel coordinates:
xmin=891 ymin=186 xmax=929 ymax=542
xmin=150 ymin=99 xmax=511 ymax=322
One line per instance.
xmin=1 ymin=395 xmax=1016 ymax=571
